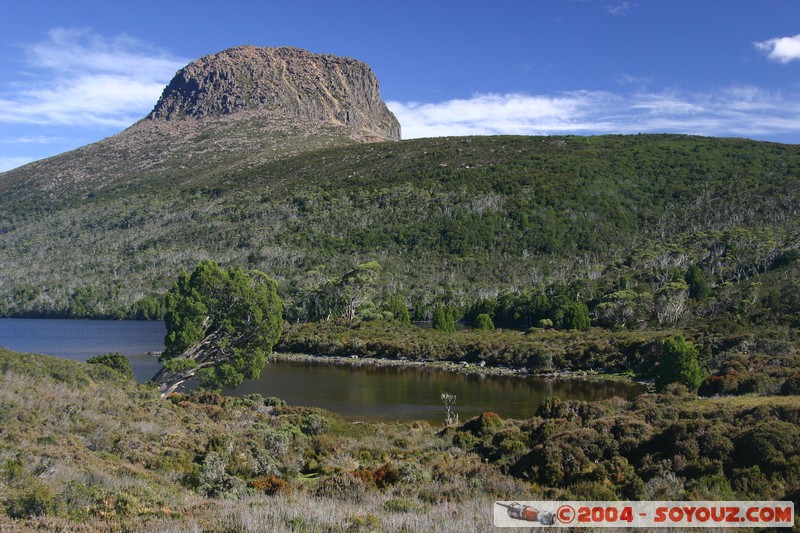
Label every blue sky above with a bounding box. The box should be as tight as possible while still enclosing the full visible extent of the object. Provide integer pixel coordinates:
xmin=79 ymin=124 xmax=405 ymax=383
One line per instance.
xmin=1 ymin=0 xmax=799 ymax=171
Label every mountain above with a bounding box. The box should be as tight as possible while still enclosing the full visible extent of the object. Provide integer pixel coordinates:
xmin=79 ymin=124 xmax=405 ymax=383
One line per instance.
xmin=148 ymin=46 xmax=400 ymax=139
xmin=0 ymin=46 xmax=400 ymax=199
xmin=0 ymin=47 xmax=799 ymax=330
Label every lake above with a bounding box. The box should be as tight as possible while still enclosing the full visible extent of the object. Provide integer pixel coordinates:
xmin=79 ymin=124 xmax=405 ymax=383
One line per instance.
xmin=0 ymin=318 xmax=166 ymax=382
xmin=0 ymin=318 xmax=644 ymax=423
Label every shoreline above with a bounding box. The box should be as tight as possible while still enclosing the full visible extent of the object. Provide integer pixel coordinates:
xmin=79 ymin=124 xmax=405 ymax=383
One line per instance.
xmin=270 ymin=352 xmax=652 ymax=387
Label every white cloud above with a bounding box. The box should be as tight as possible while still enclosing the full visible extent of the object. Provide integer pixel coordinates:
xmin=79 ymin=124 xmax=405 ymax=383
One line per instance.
xmin=755 ymin=33 xmax=800 ymax=64
xmin=0 ymin=135 xmax=67 ymax=144
xmin=0 ymin=28 xmax=186 ymax=127
xmin=389 ymin=93 xmax=598 ymax=138
xmin=29 ymin=28 xmax=183 ymax=78
xmin=387 ymin=87 xmax=800 ymax=141
xmin=606 ymin=2 xmax=634 ymax=16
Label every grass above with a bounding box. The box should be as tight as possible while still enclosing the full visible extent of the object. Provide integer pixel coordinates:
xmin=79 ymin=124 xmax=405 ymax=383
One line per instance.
xmin=687 ymin=394 xmax=800 ymax=412
xmin=0 ymin=493 xmax=499 ymax=532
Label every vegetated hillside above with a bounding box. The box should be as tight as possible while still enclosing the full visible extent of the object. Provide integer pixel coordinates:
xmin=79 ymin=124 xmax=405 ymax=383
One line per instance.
xmin=3 ymin=347 xmax=800 ymax=531
xmin=1 ymin=134 xmax=799 ymax=330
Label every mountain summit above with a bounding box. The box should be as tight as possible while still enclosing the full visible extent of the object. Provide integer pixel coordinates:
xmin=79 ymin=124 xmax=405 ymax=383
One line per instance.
xmin=0 ymin=46 xmax=400 ymax=195
xmin=147 ymin=46 xmax=400 ymax=140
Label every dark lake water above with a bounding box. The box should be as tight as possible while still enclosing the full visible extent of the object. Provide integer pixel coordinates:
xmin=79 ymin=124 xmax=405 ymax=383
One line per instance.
xmin=0 ymin=319 xmax=644 ymax=423
xmin=231 ymin=359 xmax=644 ymax=423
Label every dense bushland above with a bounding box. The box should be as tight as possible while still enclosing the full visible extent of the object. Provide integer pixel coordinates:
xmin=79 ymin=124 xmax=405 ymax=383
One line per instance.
xmin=278 ymin=319 xmax=671 ymax=375
xmin=1 ymin=135 xmax=798 ymax=328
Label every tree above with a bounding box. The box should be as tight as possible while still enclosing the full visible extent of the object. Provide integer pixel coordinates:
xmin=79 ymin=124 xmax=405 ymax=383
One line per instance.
xmin=336 ymin=261 xmax=383 ymax=321
xmin=152 ymin=260 xmax=283 ymax=396
xmin=561 ymin=302 xmax=590 ymax=331
xmin=685 ymin=265 xmax=710 ymax=299
xmin=432 ymin=305 xmax=456 ymax=332
xmin=655 ymin=335 xmax=704 ymax=392
xmin=474 ymin=313 xmax=495 ymax=331
xmin=465 ymin=297 xmax=499 ymax=325
xmin=130 ymin=295 xmax=165 ymax=320
xmin=384 ymin=294 xmax=411 ymax=324
xmin=87 ymin=352 xmax=133 ymax=379
xmin=656 ymin=281 xmax=689 ymax=324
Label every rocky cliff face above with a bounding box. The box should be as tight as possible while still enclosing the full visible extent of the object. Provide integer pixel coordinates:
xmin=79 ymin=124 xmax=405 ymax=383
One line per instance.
xmin=147 ymin=46 xmax=401 ymax=141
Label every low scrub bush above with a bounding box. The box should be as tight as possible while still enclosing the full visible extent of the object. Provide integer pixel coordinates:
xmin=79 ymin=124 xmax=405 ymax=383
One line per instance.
xmin=248 ymin=475 xmax=290 ymax=495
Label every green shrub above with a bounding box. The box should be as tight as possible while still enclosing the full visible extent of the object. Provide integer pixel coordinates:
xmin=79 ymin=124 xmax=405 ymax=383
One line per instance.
xmin=655 ymin=336 xmax=704 ymax=392
xmin=567 ymin=480 xmax=618 ymax=500
xmin=432 ymin=305 xmax=456 ymax=332
xmin=781 ymin=372 xmax=800 ymax=395
xmin=685 ymin=265 xmax=711 ymax=299
xmin=195 ymin=451 xmax=244 ymax=498
xmin=736 ymin=373 xmax=775 ymax=395
xmin=347 ymin=512 xmax=382 ymax=530
xmin=264 ymin=396 xmax=287 ymax=407
xmin=734 ymin=421 xmax=800 ymax=474
xmin=301 ymin=413 xmax=329 ymax=436
xmin=459 ymin=411 xmax=503 ymax=436
xmin=476 ymin=412 xmax=503 ymax=435
xmin=453 ymin=431 xmax=478 ymax=450
xmin=561 ymin=303 xmax=590 ymax=331
xmin=474 ymin=314 xmax=495 ymax=331
xmin=686 ymin=473 xmax=736 ymax=500
xmin=88 ymin=490 xmax=137 ymax=518
xmin=731 ymin=465 xmax=778 ymax=499
xmin=87 ymin=352 xmax=133 ymax=379
xmin=383 ymin=497 xmax=422 ymax=513
xmin=4 ymin=482 xmax=57 ymax=519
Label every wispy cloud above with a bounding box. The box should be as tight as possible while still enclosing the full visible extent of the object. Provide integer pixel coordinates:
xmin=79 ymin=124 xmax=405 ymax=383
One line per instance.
xmin=0 ymin=135 xmax=67 ymax=144
xmin=387 ymin=87 xmax=800 ymax=141
xmin=755 ymin=33 xmax=800 ymax=64
xmin=0 ymin=28 xmax=186 ymax=127
xmin=606 ymin=2 xmax=634 ymax=16
xmin=0 ymin=157 xmax=36 ymax=173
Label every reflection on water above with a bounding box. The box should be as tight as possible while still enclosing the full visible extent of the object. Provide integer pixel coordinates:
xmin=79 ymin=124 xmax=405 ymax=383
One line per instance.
xmin=1 ymin=319 xmax=645 ymax=424
xmin=229 ymin=359 xmax=645 ymax=423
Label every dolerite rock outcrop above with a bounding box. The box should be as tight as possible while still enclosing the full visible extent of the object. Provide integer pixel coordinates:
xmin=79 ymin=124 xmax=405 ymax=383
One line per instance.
xmin=148 ymin=46 xmax=400 ymax=140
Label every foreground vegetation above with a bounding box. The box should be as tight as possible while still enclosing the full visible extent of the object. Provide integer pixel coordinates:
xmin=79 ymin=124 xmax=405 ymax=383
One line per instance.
xmin=2 ymin=347 xmax=800 ymax=531
xmin=0 ymin=348 xmax=526 ymax=531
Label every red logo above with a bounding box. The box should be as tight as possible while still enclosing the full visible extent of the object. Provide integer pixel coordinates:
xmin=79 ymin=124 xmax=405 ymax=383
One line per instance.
xmin=557 ymin=505 xmax=576 ymax=524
